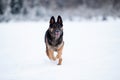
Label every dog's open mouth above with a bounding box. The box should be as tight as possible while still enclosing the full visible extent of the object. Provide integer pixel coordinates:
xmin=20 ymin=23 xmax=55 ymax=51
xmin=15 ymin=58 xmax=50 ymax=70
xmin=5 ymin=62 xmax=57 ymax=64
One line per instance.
xmin=55 ymin=32 xmax=60 ymax=38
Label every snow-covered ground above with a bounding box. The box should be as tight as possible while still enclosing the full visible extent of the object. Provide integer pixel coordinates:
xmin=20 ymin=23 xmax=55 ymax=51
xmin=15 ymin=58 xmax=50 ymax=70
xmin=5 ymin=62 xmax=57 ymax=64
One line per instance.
xmin=0 ymin=20 xmax=120 ymax=80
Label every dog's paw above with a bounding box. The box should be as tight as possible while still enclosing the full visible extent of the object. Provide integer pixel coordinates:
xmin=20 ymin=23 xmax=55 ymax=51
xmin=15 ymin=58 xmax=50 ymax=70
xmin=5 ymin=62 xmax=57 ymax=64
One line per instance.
xmin=57 ymin=58 xmax=62 ymax=65
xmin=57 ymin=63 xmax=62 ymax=65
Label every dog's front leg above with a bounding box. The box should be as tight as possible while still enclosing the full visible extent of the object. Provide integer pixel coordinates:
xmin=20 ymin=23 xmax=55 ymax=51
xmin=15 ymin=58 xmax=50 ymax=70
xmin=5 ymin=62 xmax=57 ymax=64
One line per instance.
xmin=57 ymin=45 xmax=63 ymax=65
xmin=46 ymin=49 xmax=55 ymax=60
xmin=57 ymin=52 xmax=62 ymax=65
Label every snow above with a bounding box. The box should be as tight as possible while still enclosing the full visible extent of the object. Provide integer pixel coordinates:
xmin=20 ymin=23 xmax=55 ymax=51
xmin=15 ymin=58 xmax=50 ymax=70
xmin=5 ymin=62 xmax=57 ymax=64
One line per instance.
xmin=0 ymin=20 xmax=120 ymax=80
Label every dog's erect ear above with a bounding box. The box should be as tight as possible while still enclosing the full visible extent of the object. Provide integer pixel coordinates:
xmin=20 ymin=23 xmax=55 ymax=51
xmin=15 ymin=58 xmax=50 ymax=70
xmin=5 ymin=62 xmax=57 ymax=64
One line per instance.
xmin=50 ymin=16 xmax=55 ymax=24
xmin=57 ymin=15 xmax=63 ymax=25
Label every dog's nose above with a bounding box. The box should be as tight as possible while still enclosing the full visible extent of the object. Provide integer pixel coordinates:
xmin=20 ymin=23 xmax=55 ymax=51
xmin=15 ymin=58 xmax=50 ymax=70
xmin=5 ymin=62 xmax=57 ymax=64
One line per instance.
xmin=55 ymin=30 xmax=59 ymax=32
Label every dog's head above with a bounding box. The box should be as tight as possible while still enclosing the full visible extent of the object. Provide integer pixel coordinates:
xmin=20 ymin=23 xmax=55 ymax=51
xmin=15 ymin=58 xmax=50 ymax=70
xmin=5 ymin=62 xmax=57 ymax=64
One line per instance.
xmin=48 ymin=15 xmax=63 ymax=40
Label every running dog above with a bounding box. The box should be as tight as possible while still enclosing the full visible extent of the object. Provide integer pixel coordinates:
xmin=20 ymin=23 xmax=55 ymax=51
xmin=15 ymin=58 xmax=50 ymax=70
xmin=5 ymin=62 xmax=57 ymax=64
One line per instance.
xmin=45 ymin=15 xmax=64 ymax=65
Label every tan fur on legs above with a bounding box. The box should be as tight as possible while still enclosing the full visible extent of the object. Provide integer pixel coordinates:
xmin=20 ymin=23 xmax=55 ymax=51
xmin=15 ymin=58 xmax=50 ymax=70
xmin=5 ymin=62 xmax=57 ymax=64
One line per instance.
xmin=46 ymin=48 xmax=53 ymax=60
xmin=58 ymin=58 xmax=62 ymax=65
xmin=56 ymin=44 xmax=64 ymax=65
xmin=46 ymin=48 xmax=56 ymax=61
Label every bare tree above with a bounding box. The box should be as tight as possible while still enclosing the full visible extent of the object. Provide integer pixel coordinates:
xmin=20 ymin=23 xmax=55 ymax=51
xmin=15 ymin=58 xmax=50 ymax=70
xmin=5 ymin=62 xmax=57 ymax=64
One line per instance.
xmin=10 ymin=0 xmax=23 ymax=14
xmin=0 ymin=0 xmax=4 ymax=15
xmin=113 ymin=0 xmax=120 ymax=10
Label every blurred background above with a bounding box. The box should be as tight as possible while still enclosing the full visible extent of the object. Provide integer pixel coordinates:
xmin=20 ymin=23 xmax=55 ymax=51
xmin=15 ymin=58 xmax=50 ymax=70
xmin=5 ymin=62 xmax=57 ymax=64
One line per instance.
xmin=0 ymin=0 xmax=120 ymax=22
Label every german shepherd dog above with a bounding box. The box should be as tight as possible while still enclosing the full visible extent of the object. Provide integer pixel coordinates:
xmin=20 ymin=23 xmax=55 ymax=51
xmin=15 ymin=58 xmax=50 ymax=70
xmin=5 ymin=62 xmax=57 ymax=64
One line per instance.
xmin=45 ymin=15 xmax=64 ymax=65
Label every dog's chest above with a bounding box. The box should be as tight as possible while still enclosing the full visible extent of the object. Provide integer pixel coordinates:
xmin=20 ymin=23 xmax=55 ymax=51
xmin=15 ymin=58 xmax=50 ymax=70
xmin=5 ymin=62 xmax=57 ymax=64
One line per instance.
xmin=46 ymin=40 xmax=64 ymax=51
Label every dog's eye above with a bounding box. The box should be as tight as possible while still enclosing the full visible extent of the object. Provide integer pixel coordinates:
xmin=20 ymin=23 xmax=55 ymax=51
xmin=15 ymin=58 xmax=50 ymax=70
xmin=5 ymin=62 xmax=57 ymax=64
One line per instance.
xmin=57 ymin=24 xmax=62 ymax=28
xmin=50 ymin=24 xmax=54 ymax=28
xmin=58 ymin=23 xmax=63 ymax=28
xmin=58 ymin=25 xmax=62 ymax=28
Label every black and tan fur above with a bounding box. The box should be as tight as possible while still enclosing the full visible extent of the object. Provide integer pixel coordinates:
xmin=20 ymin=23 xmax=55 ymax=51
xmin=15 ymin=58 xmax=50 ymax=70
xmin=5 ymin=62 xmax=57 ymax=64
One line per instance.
xmin=45 ymin=15 xmax=64 ymax=65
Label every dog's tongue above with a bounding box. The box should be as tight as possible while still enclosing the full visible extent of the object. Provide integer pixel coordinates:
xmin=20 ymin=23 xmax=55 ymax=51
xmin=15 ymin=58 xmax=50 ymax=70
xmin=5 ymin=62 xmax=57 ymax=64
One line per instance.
xmin=55 ymin=32 xmax=60 ymax=38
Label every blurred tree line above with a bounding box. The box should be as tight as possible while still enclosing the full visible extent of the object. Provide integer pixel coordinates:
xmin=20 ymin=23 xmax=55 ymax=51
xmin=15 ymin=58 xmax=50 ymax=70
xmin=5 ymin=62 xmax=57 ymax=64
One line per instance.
xmin=0 ymin=0 xmax=120 ymax=15
xmin=0 ymin=0 xmax=120 ymax=21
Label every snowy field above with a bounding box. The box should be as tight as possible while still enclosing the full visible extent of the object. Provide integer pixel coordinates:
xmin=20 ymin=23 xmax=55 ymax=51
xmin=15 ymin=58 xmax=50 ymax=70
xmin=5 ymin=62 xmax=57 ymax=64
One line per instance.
xmin=0 ymin=20 xmax=120 ymax=80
